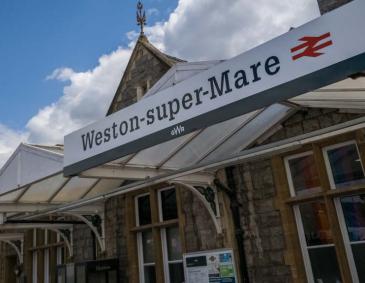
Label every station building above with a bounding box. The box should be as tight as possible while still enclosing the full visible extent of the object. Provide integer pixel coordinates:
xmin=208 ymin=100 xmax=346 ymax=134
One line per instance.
xmin=1 ymin=0 xmax=364 ymax=282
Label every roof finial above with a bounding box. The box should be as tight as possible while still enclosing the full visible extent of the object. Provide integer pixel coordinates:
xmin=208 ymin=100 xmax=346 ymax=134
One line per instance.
xmin=137 ymin=1 xmax=147 ymax=35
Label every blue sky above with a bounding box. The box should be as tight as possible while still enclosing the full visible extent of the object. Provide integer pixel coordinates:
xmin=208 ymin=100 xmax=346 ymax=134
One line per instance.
xmin=0 ymin=0 xmax=177 ymax=130
xmin=0 ymin=0 xmax=319 ymax=165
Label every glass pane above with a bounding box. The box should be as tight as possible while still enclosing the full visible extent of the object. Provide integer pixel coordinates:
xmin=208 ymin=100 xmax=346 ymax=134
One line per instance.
xmin=76 ymin=265 xmax=86 ymax=283
xmin=299 ymin=202 xmax=333 ymax=246
xmin=288 ymin=154 xmax=321 ymax=196
xmin=89 ymin=273 xmax=106 ymax=283
xmin=138 ymin=195 xmax=151 ymax=226
xmin=108 ymin=270 xmax=118 ymax=283
xmin=160 ymin=189 xmax=178 ymax=221
xmin=144 ymin=266 xmax=156 ymax=283
xmin=351 ymin=243 xmax=365 ymax=283
xmin=327 ymin=143 xmax=365 ymax=188
xmin=142 ymin=230 xmax=155 ymax=264
xmin=166 ymin=226 xmax=182 ymax=261
xmin=308 ymin=246 xmax=342 ymax=283
xmin=340 ymin=195 xmax=365 ymax=242
xmin=169 ymin=263 xmax=185 ymax=283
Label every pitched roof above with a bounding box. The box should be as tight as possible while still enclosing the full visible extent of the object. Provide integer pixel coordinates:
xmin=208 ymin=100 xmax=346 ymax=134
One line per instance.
xmin=106 ymin=35 xmax=184 ymax=115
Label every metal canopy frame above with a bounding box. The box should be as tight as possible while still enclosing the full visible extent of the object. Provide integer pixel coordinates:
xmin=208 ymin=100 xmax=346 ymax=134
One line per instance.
xmin=0 ymin=233 xmax=24 ymax=264
xmin=12 ymin=115 xmax=365 ymax=223
xmin=0 ymin=60 xmax=364 ymax=252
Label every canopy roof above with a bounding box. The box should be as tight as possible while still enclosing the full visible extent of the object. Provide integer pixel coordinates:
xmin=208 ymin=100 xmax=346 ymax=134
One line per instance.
xmin=0 ymin=60 xmax=364 ymax=217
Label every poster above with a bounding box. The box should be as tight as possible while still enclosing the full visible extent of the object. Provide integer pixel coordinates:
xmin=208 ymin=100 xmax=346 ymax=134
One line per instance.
xmin=184 ymin=249 xmax=237 ymax=283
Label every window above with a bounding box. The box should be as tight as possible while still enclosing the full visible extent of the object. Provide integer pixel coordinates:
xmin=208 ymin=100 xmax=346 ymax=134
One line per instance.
xmin=282 ymin=139 xmax=365 ymax=283
xmin=44 ymin=230 xmax=50 ymax=283
xmin=285 ymin=152 xmax=321 ymax=196
xmin=294 ymin=202 xmax=342 ymax=283
xmin=137 ymin=230 xmax=156 ymax=283
xmin=135 ymin=187 xmax=184 ymax=283
xmin=324 ymin=141 xmax=365 ymax=189
xmin=32 ymin=229 xmax=38 ymax=283
xmin=159 ymin=188 xmax=184 ymax=283
xmin=335 ymin=194 xmax=365 ymax=282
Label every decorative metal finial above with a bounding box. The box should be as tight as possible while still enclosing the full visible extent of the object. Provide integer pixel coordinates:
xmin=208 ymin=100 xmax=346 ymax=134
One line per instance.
xmin=137 ymin=1 xmax=147 ymax=35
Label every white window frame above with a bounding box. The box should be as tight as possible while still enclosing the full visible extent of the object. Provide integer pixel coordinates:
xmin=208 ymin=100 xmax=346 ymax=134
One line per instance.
xmin=293 ymin=203 xmax=339 ymax=283
xmin=137 ymin=230 xmax=155 ymax=283
xmin=323 ymin=140 xmax=365 ymax=190
xmin=158 ymin=187 xmax=184 ymax=283
xmin=160 ymin=226 xmax=184 ymax=283
xmin=56 ymin=233 xmax=63 ymax=265
xmin=32 ymin=229 xmax=38 ymax=283
xmin=44 ymin=230 xmax=50 ymax=283
xmin=135 ymin=193 xmax=151 ymax=227
xmin=157 ymin=186 xmax=176 ymax=222
xmin=334 ymin=196 xmax=361 ymax=283
xmin=136 ymin=193 xmax=155 ymax=283
xmin=284 ymin=151 xmax=321 ymax=197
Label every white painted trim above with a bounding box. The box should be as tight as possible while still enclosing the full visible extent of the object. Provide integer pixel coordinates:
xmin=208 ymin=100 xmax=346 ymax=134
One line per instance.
xmin=293 ymin=205 xmax=315 ymax=283
xmin=157 ymin=186 xmax=176 ymax=222
xmin=323 ymin=140 xmax=365 ymax=190
xmin=284 ymin=151 xmax=320 ymax=197
xmin=334 ymin=197 xmax=360 ymax=283
xmin=135 ymin=193 xmax=150 ymax=227
xmin=137 ymin=231 xmax=155 ymax=283
xmin=161 ymin=226 xmax=183 ymax=283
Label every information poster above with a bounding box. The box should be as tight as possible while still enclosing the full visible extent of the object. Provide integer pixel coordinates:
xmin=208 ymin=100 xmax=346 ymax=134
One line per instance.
xmin=184 ymin=249 xmax=237 ymax=283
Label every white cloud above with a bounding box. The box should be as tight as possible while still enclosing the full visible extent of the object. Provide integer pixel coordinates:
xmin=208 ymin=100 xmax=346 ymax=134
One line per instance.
xmin=146 ymin=0 xmax=320 ymax=60
xmin=26 ymin=47 xmax=132 ymax=144
xmin=0 ymin=124 xmax=29 ymax=166
xmin=0 ymin=0 xmax=319 ymax=166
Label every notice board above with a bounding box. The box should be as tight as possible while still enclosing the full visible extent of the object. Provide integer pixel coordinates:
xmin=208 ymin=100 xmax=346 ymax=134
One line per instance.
xmin=183 ymin=249 xmax=237 ymax=283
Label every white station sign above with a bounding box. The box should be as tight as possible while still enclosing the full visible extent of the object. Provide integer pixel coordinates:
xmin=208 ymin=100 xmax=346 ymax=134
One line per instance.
xmin=64 ymin=0 xmax=365 ymax=176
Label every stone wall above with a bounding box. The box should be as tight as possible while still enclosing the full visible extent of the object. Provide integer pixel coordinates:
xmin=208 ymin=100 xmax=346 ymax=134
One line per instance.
xmin=228 ymin=108 xmax=363 ymax=282
xmin=73 ymin=225 xmax=95 ymax=262
xmin=180 ymin=189 xmax=224 ymax=252
xmin=104 ymin=194 xmax=128 ymax=282
xmin=262 ymin=108 xmax=361 ymax=145
xmin=317 ymin=0 xmax=352 ymax=14
xmin=109 ymin=43 xmax=171 ymax=113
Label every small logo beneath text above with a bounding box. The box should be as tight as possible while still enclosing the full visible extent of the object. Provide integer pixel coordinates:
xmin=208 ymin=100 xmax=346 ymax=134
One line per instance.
xmin=171 ymin=125 xmax=184 ymax=136
xmin=291 ymin=32 xmax=333 ymax=61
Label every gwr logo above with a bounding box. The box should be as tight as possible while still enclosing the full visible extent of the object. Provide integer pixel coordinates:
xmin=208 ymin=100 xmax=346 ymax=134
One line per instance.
xmin=291 ymin=32 xmax=333 ymax=61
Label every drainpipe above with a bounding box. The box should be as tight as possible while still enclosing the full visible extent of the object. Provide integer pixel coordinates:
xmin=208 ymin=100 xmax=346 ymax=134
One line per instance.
xmin=214 ymin=167 xmax=250 ymax=283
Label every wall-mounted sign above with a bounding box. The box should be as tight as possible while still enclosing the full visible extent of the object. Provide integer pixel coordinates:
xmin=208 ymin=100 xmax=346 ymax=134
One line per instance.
xmin=184 ymin=249 xmax=237 ymax=283
xmin=64 ymin=0 xmax=365 ymax=176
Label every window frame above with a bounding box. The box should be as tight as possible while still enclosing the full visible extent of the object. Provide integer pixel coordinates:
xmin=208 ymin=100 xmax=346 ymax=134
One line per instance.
xmin=284 ymin=151 xmax=321 ymax=197
xmin=293 ymin=203 xmax=340 ymax=283
xmin=159 ymin=187 xmax=184 ymax=283
xmin=134 ymin=186 xmax=184 ymax=283
xmin=334 ymin=196 xmax=362 ymax=283
xmin=137 ymin=230 xmax=156 ymax=283
xmin=135 ymin=192 xmax=151 ymax=227
xmin=280 ymin=137 xmax=365 ymax=283
xmin=323 ymin=140 xmax=365 ymax=190
xmin=157 ymin=186 xmax=177 ymax=223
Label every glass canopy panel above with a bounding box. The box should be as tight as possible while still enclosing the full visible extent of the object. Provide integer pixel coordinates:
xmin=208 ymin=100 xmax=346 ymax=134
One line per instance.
xmin=164 ymin=112 xmax=257 ymax=169
xmin=200 ymin=104 xmax=291 ymax=163
xmin=0 ymin=188 xmax=26 ymax=202
xmin=127 ymin=133 xmax=196 ymax=167
xmin=20 ymin=174 xmax=68 ymax=202
xmin=51 ymin=177 xmax=98 ymax=202
xmin=84 ymin=179 xmax=123 ymax=198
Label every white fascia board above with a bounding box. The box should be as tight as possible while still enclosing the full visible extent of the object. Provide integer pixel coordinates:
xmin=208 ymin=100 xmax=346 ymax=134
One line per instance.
xmin=79 ymin=164 xmax=214 ymax=184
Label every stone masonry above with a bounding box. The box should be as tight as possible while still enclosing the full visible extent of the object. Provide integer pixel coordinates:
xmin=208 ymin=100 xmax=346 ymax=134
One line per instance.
xmin=227 ymin=108 xmax=364 ymax=283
